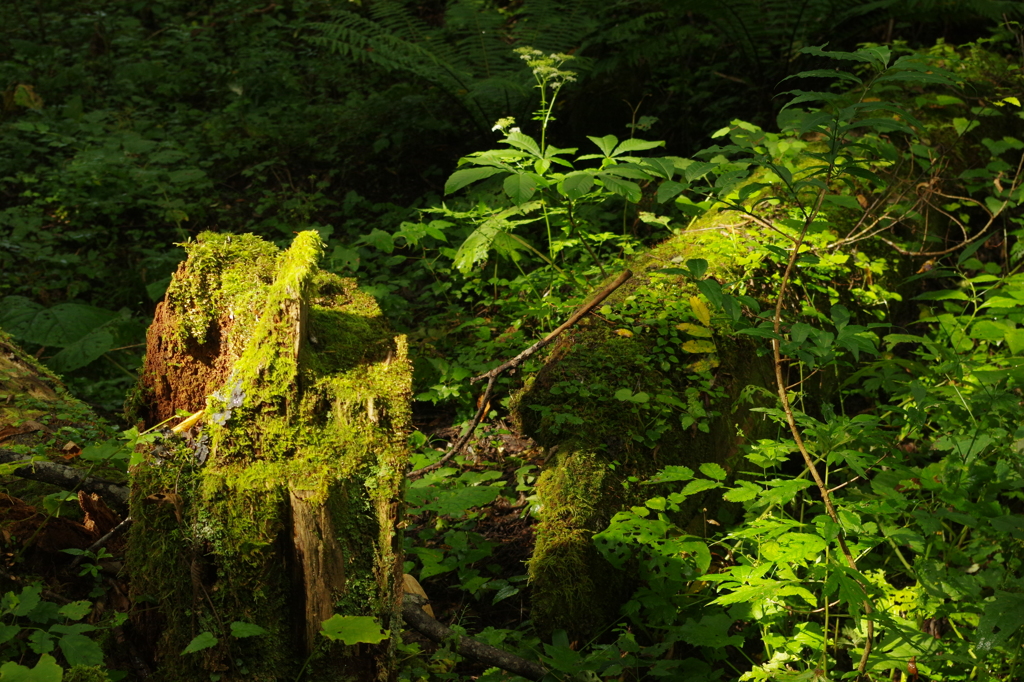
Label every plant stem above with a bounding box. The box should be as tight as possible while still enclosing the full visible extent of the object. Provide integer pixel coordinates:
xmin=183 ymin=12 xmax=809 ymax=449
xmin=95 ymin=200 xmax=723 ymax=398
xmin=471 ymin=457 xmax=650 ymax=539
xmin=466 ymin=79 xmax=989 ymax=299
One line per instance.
xmin=768 ymin=175 xmax=875 ymax=676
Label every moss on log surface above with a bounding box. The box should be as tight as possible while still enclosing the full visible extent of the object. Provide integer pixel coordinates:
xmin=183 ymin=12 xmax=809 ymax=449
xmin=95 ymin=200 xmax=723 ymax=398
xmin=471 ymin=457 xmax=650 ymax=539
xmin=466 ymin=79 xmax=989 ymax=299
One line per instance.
xmin=512 ymin=211 xmax=776 ymax=637
xmin=127 ymin=231 xmax=411 ymax=681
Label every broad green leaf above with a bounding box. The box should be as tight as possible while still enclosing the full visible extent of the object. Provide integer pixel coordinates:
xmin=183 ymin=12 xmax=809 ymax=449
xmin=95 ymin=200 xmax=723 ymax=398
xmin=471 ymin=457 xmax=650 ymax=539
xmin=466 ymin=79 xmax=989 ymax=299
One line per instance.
xmin=3 ymin=302 xmax=116 ymax=348
xmin=504 ymin=131 xmax=541 ymax=157
xmin=675 ymin=479 xmax=722 ymax=498
xmin=656 ymin=180 xmax=687 ymax=203
xmin=59 ymin=632 xmax=104 ymax=666
xmin=588 ymin=135 xmax=618 ymax=156
xmin=614 ymin=389 xmax=649 ymax=403
xmin=952 ymin=117 xmax=980 ymax=136
xmin=597 ymin=174 xmax=641 ymax=203
xmin=977 ymin=591 xmax=1024 ymax=653
xmin=699 ymin=463 xmax=727 ymax=481
xmin=602 ymin=164 xmax=653 ymax=180
xmin=612 ymin=138 xmax=665 ymax=156
xmin=230 ymin=621 xmax=269 ymax=638
xmin=166 ymin=168 xmax=206 ymax=184
xmin=560 ymin=171 xmax=594 ymax=199
xmin=453 ymin=224 xmax=501 ymax=274
xmin=444 ymin=166 xmax=504 ymax=194
xmin=181 ymin=631 xmax=218 ymax=655
xmin=761 ymin=533 xmax=827 ymax=563
xmin=646 ymin=466 xmax=694 ymax=484
xmin=915 ymin=289 xmax=968 ymax=301
xmin=711 ymin=580 xmax=784 ymax=606
xmin=675 ymin=613 xmax=742 ymax=648
xmin=503 ymin=173 xmax=537 ymax=205
xmin=28 ymin=630 xmax=54 ymax=655
xmin=723 ymin=481 xmax=761 ymax=502
xmin=11 ymin=586 xmax=41 ymax=618
xmin=686 ymin=259 xmax=708 ymax=279
xmin=683 ymin=162 xmax=718 ymax=183
xmin=0 ymin=654 xmax=62 ymax=682
xmin=49 ymin=328 xmax=115 ymax=373
xmin=357 ymin=229 xmax=392 ymax=255
xmin=320 ymin=615 xmax=390 ymax=645
xmin=0 ymin=625 xmax=19 ymax=646
xmin=415 ymin=485 xmax=501 ymax=516
xmin=58 ymin=601 xmax=92 ymax=621
xmin=0 ymin=296 xmax=43 ymax=340
xmin=641 ymin=157 xmax=676 ymax=179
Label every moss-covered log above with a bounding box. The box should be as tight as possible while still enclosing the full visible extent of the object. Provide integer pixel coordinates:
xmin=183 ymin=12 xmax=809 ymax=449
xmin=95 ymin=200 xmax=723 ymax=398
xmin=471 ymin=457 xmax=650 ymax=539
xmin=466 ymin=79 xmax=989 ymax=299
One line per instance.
xmin=512 ymin=213 xmax=778 ymax=638
xmin=126 ymin=231 xmax=412 ymax=681
xmin=0 ymin=328 xmax=124 ymax=558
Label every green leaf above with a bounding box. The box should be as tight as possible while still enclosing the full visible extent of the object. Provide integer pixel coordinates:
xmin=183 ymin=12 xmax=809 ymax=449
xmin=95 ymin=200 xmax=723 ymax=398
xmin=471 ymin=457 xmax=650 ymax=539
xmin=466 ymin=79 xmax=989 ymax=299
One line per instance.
xmin=588 ymin=135 xmax=619 ymax=156
xmin=1 ymin=301 xmax=117 ymax=348
xmin=59 ymin=632 xmax=104 ymax=666
xmin=685 ymin=259 xmax=708 ymax=279
xmin=614 ymin=389 xmax=649 ymax=403
xmin=0 ymin=625 xmax=20 ymax=646
xmin=320 ymin=615 xmax=390 ymax=645
xmin=230 ymin=621 xmax=269 ymax=638
xmin=0 ymin=654 xmax=62 ymax=682
xmin=57 ymin=601 xmax=92 ymax=621
xmin=977 ymin=591 xmax=1024 ymax=653
xmin=675 ymin=613 xmax=742 ymax=648
xmin=414 ymin=485 xmax=501 ymax=516
xmin=656 ymin=180 xmax=687 ymax=203
xmin=646 ymin=466 xmax=694 ymax=484
xmin=683 ymin=162 xmax=718 ymax=183
xmin=675 ymin=479 xmax=722 ymax=498
xmin=560 ymin=171 xmax=594 ymax=199
xmin=952 ymin=117 xmax=980 ymax=136
xmin=597 ymin=174 xmax=641 ymax=202
xmin=602 ymin=164 xmax=654 ymax=180
xmin=503 ymin=173 xmax=538 ymax=204
xmin=723 ymin=481 xmax=761 ymax=502
xmin=641 ymin=157 xmax=676 ymax=179
xmin=181 ymin=631 xmax=219 ymax=655
xmin=504 ymin=131 xmax=541 ymax=157
xmin=166 ymin=168 xmax=207 ymax=184
xmin=444 ymin=166 xmax=504 ymax=194
xmin=699 ymin=463 xmax=727 ymax=481
xmin=915 ymin=289 xmax=968 ymax=301
xmin=49 ymin=328 xmax=115 ymax=373
xmin=28 ymin=630 xmax=54 ymax=655
xmin=612 ymin=138 xmax=665 ymax=156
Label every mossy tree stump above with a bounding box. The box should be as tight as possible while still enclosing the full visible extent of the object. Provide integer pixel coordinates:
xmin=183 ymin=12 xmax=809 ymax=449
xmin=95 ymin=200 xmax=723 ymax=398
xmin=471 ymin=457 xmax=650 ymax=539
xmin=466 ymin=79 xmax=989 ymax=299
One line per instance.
xmin=126 ymin=231 xmax=411 ymax=681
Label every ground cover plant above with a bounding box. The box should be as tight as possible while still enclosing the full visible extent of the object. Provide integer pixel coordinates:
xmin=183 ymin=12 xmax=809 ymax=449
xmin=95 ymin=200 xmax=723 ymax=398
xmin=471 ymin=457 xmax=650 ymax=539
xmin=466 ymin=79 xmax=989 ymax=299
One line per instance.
xmin=2 ymin=1 xmax=1024 ymax=680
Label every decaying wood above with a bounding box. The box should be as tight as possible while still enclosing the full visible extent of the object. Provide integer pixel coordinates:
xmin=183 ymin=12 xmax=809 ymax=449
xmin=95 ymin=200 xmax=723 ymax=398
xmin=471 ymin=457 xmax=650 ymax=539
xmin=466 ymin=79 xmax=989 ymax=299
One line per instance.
xmin=0 ymin=449 xmax=129 ymax=514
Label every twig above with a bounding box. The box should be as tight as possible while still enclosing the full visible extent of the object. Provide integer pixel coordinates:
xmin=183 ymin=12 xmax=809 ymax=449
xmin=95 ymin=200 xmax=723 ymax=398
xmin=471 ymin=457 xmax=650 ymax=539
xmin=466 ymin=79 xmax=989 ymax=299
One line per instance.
xmin=407 ymin=270 xmax=633 ymax=478
xmin=402 ymin=593 xmax=548 ymax=680
xmin=70 ymin=516 xmax=134 ymax=569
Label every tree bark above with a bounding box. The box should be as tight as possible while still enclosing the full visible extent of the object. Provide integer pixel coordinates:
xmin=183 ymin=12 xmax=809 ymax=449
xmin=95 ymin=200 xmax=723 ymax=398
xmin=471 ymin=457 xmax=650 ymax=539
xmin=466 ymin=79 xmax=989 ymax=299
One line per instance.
xmin=126 ymin=231 xmax=412 ymax=682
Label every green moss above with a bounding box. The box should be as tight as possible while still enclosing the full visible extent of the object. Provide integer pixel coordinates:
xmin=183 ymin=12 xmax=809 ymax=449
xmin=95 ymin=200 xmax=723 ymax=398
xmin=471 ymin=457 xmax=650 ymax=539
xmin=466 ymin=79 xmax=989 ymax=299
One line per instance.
xmin=163 ymin=232 xmax=280 ymax=346
xmin=64 ymin=665 xmax=112 ymax=682
xmin=513 ymin=210 xmax=777 ymax=637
